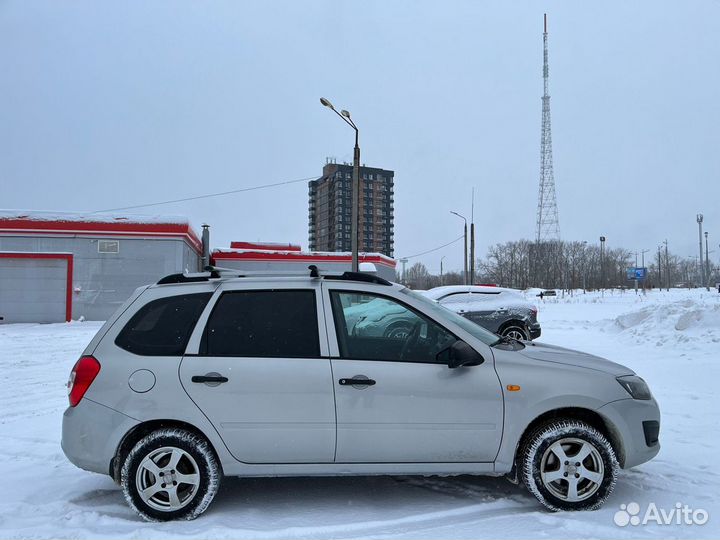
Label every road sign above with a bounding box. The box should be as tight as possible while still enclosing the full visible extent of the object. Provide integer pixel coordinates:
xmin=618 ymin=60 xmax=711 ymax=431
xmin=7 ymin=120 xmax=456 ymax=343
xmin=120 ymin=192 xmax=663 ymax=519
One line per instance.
xmin=626 ymin=267 xmax=647 ymax=280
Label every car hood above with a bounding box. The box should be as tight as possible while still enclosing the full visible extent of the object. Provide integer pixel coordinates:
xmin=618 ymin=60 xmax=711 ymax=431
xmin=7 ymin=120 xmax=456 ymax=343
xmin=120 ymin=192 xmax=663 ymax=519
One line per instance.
xmin=516 ymin=341 xmax=634 ymax=376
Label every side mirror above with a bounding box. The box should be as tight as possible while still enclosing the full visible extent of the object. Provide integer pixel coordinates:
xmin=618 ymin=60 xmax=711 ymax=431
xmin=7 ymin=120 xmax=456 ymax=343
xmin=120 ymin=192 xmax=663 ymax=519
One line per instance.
xmin=444 ymin=340 xmax=484 ymax=369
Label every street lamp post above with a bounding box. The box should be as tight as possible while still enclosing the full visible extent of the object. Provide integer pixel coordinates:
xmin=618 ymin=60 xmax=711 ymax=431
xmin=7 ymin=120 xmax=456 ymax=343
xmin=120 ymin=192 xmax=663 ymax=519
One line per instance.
xmin=320 ymin=97 xmax=361 ymax=272
xmin=450 ymin=211 xmax=468 ymax=285
xmin=440 ymin=256 xmax=446 ymax=286
xmin=697 ymin=214 xmax=706 ymax=290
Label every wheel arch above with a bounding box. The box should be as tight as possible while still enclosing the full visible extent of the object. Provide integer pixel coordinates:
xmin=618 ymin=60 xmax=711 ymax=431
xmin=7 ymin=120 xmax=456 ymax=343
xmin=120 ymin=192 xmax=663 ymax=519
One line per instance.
xmin=498 ymin=319 xmax=529 ymax=336
xmin=512 ymin=407 xmax=625 ymax=475
xmin=110 ymin=419 xmax=224 ymax=483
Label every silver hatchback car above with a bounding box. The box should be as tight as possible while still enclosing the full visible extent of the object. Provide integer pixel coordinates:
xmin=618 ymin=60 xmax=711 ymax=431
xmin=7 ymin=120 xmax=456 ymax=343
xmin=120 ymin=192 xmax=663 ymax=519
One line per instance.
xmin=62 ymin=268 xmax=660 ymax=521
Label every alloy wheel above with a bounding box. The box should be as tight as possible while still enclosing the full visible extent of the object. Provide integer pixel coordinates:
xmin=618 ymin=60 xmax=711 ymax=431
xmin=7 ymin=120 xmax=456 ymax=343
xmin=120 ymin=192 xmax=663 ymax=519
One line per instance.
xmin=135 ymin=446 xmax=201 ymax=512
xmin=539 ymin=437 xmax=604 ymax=502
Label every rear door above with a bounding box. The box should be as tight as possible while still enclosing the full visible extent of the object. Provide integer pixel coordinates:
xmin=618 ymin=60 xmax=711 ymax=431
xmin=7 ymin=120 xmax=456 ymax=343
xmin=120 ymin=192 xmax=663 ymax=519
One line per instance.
xmin=180 ymin=281 xmax=336 ymax=464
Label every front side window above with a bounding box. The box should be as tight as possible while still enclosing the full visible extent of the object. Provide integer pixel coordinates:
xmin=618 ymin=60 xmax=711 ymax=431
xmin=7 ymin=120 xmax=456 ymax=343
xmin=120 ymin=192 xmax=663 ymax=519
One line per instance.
xmin=115 ymin=293 xmax=212 ymax=356
xmin=330 ymin=291 xmax=456 ymax=363
xmin=201 ymin=290 xmax=320 ymax=357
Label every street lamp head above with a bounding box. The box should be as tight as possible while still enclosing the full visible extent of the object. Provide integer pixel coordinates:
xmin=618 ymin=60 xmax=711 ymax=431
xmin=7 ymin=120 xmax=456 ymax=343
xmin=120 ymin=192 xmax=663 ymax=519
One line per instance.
xmin=320 ymin=97 xmax=334 ymax=109
xmin=340 ymin=109 xmax=351 ymax=118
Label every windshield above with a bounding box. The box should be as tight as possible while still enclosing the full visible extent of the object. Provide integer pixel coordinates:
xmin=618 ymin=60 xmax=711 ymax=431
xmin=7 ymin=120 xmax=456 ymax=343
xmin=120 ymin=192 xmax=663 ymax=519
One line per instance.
xmin=400 ymin=288 xmax=501 ymax=346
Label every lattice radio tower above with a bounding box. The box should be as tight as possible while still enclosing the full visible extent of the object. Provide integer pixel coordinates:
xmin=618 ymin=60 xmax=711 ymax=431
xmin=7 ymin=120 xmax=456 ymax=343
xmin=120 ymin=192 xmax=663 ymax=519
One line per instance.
xmin=536 ymin=13 xmax=560 ymax=243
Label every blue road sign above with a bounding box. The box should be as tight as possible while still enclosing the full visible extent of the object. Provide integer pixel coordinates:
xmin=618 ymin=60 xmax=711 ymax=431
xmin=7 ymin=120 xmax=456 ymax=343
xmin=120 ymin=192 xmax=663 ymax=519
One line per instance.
xmin=626 ymin=267 xmax=647 ymax=280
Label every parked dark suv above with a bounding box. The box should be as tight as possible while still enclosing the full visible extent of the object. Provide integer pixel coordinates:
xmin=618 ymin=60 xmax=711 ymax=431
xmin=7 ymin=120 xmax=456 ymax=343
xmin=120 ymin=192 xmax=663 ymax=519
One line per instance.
xmin=422 ymin=286 xmax=541 ymax=341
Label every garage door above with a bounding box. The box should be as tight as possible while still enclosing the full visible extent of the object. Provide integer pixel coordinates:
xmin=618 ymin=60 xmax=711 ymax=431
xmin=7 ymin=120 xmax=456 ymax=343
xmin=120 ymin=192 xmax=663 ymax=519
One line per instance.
xmin=0 ymin=254 xmax=72 ymax=323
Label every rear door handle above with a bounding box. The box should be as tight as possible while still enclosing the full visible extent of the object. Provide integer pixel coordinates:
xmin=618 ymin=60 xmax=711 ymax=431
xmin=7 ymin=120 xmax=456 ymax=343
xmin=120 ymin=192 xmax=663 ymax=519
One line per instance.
xmin=192 ymin=374 xmax=228 ymax=384
xmin=339 ymin=378 xmax=376 ymax=386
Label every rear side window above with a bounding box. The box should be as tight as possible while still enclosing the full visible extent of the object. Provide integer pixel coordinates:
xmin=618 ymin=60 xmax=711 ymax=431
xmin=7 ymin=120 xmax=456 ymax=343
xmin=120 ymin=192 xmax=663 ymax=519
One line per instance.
xmin=115 ymin=293 xmax=212 ymax=356
xmin=201 ymin=290 xmax=320 ymax=357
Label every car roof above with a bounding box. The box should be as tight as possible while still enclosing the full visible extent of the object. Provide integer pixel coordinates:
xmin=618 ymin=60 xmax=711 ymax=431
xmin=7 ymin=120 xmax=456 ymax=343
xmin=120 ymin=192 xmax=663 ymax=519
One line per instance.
xmin=423 ymin=285 xmax=522 ymax=300
xmin=150 ymin=268 xmax=401 ymax=293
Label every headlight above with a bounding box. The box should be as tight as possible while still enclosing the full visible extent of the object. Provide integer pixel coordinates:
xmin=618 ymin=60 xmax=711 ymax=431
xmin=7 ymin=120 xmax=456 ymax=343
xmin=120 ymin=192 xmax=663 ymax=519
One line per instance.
xmin=616 ymin=375 xmax=652 ymax=400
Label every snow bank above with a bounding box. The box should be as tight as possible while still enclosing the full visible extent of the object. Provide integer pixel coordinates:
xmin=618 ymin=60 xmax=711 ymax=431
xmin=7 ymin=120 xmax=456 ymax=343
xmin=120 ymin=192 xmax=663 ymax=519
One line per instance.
xmin=611 ymin=298 xmax=720 ymax=347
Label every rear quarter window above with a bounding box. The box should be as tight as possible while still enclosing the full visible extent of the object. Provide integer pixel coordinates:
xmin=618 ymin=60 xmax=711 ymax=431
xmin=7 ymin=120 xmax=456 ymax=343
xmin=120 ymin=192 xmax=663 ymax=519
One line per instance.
xmin=115 ymin=293 xmax=212 ymax=356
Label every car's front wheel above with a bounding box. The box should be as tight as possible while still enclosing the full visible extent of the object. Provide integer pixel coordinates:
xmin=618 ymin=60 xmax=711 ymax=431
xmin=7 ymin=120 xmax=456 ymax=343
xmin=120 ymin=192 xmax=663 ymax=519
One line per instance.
xmin=121 ymin=428 xmax=221 ymax=521
xmin=519 ymin=419 xmax=618 ymax=511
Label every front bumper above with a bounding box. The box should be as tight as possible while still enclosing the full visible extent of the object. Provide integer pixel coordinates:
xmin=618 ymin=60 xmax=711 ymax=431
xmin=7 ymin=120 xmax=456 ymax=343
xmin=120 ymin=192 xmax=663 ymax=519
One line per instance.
xmin=598 ymin=397 xmax=661 ymax=469
xmin=62 ymin=398 xmax=139 ymax=476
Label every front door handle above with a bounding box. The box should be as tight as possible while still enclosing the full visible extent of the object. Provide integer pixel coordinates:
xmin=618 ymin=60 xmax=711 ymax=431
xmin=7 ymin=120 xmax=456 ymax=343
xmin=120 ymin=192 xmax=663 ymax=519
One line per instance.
xmin=339 ymin=378 xmax=376 ymax=386
xmin=192 ymin=374 xmax=228 ymax=384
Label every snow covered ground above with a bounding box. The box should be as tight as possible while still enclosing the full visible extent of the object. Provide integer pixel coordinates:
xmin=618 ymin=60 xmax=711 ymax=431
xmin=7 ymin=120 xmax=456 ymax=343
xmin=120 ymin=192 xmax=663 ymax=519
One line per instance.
xmin=1 ymin=288 xmax=718 ymax=539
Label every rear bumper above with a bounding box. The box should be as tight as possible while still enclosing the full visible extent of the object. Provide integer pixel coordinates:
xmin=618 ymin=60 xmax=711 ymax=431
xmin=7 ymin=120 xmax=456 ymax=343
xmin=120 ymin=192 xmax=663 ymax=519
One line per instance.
xmin=528 ymin=323 xmax=542 ymax=340
xmin=62 ymin=398 xmax=139 ymax=476
xmin=598 ymin=397 xmax=661 ymax=469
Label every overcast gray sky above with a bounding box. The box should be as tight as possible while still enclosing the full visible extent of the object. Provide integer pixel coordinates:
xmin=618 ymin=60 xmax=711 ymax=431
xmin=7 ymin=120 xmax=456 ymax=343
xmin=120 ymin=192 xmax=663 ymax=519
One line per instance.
xmin=1 ymin=0 xmax=719 ymax=273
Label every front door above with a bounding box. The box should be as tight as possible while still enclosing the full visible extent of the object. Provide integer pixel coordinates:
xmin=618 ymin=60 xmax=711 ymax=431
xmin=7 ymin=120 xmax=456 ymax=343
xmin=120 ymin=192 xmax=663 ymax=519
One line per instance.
xmin=180 ymin=284 xmax=336 ymax=464
xmin=326 ymin=286 xmax=504 ymax=463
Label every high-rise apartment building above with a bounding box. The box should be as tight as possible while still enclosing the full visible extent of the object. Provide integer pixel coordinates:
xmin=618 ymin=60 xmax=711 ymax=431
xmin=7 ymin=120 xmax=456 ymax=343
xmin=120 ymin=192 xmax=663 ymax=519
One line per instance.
xmin=308 ymin=161 xmax=394 ymax=257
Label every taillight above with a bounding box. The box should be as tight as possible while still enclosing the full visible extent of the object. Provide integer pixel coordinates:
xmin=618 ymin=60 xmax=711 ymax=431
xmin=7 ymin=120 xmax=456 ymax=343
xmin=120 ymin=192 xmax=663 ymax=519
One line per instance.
xmin=67 ymin=356 xmax=101 ymax=407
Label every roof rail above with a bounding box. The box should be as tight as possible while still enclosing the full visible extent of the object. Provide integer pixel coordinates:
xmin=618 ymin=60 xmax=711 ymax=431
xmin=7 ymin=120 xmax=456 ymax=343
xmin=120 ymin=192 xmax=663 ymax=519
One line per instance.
xmin=156 ymin=265 xmax=392 ymax=286
xmin=325 ymin=271 xmax=392 ymax=286
xmin=157 ymin=270 xmax=220 ymax=285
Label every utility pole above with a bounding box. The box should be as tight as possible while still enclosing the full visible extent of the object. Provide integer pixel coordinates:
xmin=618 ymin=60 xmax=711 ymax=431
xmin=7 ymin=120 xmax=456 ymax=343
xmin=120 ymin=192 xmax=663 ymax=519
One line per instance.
xmin=697 ymin=214 xmax=706 ymax=290
xmin=582 ymin=240 xmax=588 ymax=293
xmin=664 ymin=239 xmax=670 ymax=291
xmin=470 ymin=188 xmax=475 ymax=285
xmin=451 ymin=211 xmax=468 ymax=285
xmin=469 ymin=223 xmax=475 ymax=284
xmin=399 ymin=258 xmax=408 ymax=284
xmin=657 ymin=245 xmax=663 ymax=289
xmin=440 ymin=256 xmax=445 ymax=286
xmin=705 ymin=231 xmax=710 ymax=290
xmin=641 ymin=249 xmax=649 ymax=293
xmin=600 ymin=236 xmax=606 ymax=296
xmin=634 ymin=252 xmax=639 ymax=294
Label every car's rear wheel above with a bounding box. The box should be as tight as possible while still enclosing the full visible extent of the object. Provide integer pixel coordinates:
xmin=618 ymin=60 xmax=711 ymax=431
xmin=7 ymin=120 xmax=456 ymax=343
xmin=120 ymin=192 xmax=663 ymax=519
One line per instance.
xmin=121 ymin=428 xmax=221 ymax=521
xmin=500 ymin=324 xmax=529 ymax=341
xmin=519 ymin=419 xmax=618 ymax=511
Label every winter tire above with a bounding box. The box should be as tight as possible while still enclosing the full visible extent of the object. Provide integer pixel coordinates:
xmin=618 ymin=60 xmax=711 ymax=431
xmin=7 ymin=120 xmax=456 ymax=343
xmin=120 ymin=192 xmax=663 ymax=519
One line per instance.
xmin=121 ymin=428 xmax=221 ymax=521
xmin=501 ymin=324 xmax=529 ymax=341
xmin=519 ymin=419 xmax=618 ymax=511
